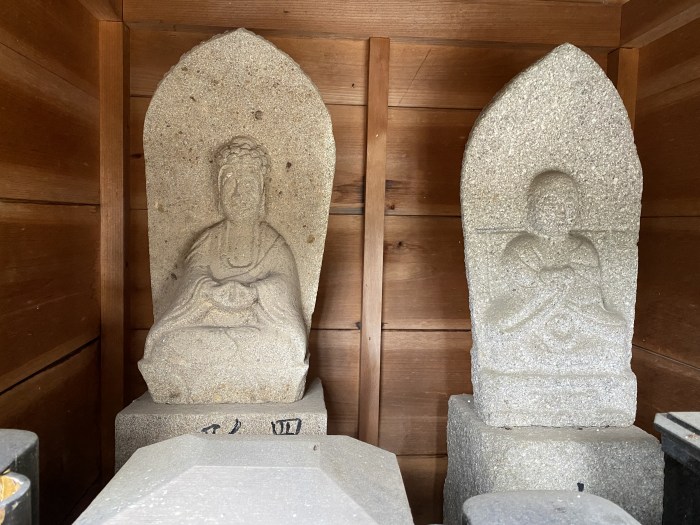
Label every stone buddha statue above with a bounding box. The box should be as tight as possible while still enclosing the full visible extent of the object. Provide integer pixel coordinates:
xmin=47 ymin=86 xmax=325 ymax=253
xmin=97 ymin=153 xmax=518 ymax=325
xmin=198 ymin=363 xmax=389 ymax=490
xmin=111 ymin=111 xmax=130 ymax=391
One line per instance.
xmin=139 ymin=136 xmax=308 ymax=404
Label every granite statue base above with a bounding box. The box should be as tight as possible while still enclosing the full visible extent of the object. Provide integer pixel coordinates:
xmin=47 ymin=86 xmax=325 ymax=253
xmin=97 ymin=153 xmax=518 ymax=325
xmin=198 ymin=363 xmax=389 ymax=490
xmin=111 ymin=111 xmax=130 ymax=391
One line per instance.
xmin=115 ymin=378 xmax=326 ymax=471
xmin=443 ymin=395 xmax=663 ymax=525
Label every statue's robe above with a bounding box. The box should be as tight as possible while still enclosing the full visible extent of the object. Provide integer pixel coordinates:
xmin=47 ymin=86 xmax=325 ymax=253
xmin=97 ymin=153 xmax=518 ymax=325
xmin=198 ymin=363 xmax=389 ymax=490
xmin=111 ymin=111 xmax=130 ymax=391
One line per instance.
xmin=139 ymin=220 xmax=307 ymax=403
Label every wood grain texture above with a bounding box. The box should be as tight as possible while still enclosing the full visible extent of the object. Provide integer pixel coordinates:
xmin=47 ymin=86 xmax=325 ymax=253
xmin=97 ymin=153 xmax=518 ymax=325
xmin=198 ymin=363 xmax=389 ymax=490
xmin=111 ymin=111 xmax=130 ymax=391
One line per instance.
xmin=636 ymin=81 xmax=700 ymax=217
xmin=78 ymin=0 xmax=122 ymax=21
xmin=632 ymin=345 xmax=700 ymax=436
xmin=637 ymin=17 xmax=700 ymax=102
xmin=379 ymin=331 xmax=471 ymax=455
xmin=130 ymin=29 xmax=368 ymax=105
xmin=130 ymin=212 xmax=363 ymax=330
xmin=607 ymin=47 xmax=639 ymax=128
xmin=0 ymin=343 xmax=101 ymax=523
xmin=634 ymin=218 xmax=700 ymax=368
xmin=99 ymin=20 xmax=129 ymax=479
xmin=0 ymin=44 xmax=100 ymax=204
xmin=0 ymin=202 xmax=100 ymax=387
xmin=383 ymin=216 xmax=469 ymax=330
xmin=308 ymin=330 xmax=360 ymax=437
xmin=386 ymin=108 xmax=477 ymax=216
xmin=397 ymin=455 xmax=448 ymax=525
xmin=129 ymin=99 xmax=366 ymax=213
xmin=359 ymin=37 xmax=389 ymax=445
xmin=123 ymin=1 xmax=620 ymax=47
xmin=621 ymin=0 xmax=700 ymax=47
xmin=0 ymin=0 xmax=99 ymax=96
xmin=390 ymin=43 xmax=608 ymax=109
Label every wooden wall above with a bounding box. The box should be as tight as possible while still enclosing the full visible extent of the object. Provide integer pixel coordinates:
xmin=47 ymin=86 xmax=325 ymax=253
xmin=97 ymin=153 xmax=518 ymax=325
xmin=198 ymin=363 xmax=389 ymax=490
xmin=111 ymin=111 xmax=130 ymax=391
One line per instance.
xmin=0 ymin=1 xmax=102 ymax=521
xmin=628 ymin=9 xmax=700 ymax=434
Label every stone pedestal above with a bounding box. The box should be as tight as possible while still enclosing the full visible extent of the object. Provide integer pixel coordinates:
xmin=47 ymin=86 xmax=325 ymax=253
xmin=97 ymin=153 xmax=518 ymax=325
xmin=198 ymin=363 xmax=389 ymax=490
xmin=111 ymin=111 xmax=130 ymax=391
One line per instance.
xmin=115 ymin=378 xmax=327 ymax=471
xmin=443 ymin=395 xmax=663 ymax=525
xmin=79 ymin=434 xmax=413 ymax=524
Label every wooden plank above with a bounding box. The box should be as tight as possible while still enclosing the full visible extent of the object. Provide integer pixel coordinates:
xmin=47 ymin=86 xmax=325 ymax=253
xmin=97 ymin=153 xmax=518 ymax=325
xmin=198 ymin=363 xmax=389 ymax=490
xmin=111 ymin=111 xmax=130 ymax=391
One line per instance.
xmin=0 ymin=202 xmax=100 ymax=386
xmin=607 ymin=47 xmax=639 ymax=128
xmin=632 ymin=345 xmax=700 ymax=436
xmin=127 ymin=328 xmax=361 ymax=437
xmin=78 ymin=0 xmax=123 ymax=21
xmin=309 ymin=330 xmax=360 ymax=437
xmin=359 ymin=37 xmax=389 ymax=445
xmin=383 ymin=217 xmax=469 ymax=330
xmin=621 ymin=0 xmax=700 ymax=47
xmin=379 ymin=331 xmax=471 ymax=455
xmin=0 ymin=44 xmax=99 ymax=204
xmin=130 ymin=99 xmax=366 ymax=213
xmin=386 ymin=108 xmax=477 ymax=216
xmin=636 ymin=83 xmax=700 ymax=217
xmin=637 ymin=17 xmax=700 ymax=102
xmin=99 ymin=20 xmax=129 ymax=480
xmin=634 ymin=218 xmax=700 ymax=368
xmin=397 ymin=455 xmax=448 ymax=525
xmin=0 ymin=344 xmax=101 ymax=523
xmin=130 ymin=29 xmax=368 ymax=105
xmin=0 ymin=0 xmax=99 ymax=97
xmin=123 ymin=1 xmax=621 ymax=47
xmin=390 ymin=43 xmax=608 ymax=109
xmin=130 ymin=212 xmax=363 ymax=329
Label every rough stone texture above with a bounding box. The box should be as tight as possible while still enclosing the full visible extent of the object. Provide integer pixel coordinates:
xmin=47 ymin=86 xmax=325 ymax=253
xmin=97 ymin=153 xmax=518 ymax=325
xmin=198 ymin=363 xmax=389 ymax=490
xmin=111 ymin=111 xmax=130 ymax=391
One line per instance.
xmin=443 ymin=396 xmax=663 ymax=525
xmin=115 ymin=378 xmax=327 ymax=471
xmin=461 ymin=44 xmax=642 ymax=427
xmin=463 ymin=490 xmax=641 ymax=524
xmin=140 ymin=28 xmax=335 ymax=404
xmin=78 ymin=434 xmax=413 ymax=524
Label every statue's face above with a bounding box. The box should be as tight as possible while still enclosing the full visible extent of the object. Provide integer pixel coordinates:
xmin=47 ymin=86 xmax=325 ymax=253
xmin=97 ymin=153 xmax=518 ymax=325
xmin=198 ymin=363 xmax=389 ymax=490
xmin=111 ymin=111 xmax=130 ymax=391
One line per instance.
xmin=527 ymin=181 xmax=579 ymax=236
xmin=219 ymin=157 xmax=264 ymax=220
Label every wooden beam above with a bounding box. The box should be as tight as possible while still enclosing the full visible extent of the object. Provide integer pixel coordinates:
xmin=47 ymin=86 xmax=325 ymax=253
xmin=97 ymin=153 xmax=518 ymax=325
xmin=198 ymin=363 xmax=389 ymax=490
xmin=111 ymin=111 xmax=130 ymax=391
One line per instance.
xmin=608 ymin=48 xmax=640 ymax=128
xmin=359 ymin=37 xmax=389 ymax=446
xmin=78 ymin=0 xmax=122 ymax=21
xmin=123 ymin=1 xmax=621 ymax=47
xmin=99 ymin=20 xmax=129 ymax=479
xmin=621 ymin=0 xmax=700 ymax=47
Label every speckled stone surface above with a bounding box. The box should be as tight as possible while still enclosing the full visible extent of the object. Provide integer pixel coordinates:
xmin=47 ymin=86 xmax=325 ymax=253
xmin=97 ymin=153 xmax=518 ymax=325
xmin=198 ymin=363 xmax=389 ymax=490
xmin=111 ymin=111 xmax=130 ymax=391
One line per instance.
xmin=461 ymin=44 xmax=642 ymax=427
xmin=79 ymin=434 xmax=413 ymax=524
xmin=139 ymin=29 xmax=335 ymax=404
xmin=115 ymin=379 xmax=327 ymax=471
xmin=463 ymin=490 xmax=641 ymax=524
xmin=443 ymin=396 xmax=663 ymax=525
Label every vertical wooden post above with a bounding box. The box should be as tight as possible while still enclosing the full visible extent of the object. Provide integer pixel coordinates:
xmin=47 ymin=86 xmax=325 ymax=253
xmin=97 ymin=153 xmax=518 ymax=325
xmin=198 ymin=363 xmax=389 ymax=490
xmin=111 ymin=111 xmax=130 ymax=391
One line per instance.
xmin=99 ymin=20 xmax=128 ymax=480
xmin=359 ymin=37 xmax=390 ymax=445
xmin=608 ymin=48 xmax=640 ymax=129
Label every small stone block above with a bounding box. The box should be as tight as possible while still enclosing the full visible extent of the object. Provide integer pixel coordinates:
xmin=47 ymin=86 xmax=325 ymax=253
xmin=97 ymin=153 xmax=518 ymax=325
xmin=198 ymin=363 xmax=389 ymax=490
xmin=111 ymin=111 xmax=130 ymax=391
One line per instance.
xmin=79 ymin=434 xmax=413 ymax=524
xmin=443 ymin=395 xmax=663 ymax=525
xmin=463 ymin=490 xmax=641 ymax=524
xmin=115 ymin=378 xmax=327 ymax=471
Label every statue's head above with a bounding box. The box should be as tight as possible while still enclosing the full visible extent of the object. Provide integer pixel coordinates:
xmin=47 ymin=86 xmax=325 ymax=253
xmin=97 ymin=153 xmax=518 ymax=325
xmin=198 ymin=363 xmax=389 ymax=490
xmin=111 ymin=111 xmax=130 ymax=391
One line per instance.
xmin=526 ymin=171 xmax=579 ymax=236
xmin=215 ymin=136 xmax=270 ymax=221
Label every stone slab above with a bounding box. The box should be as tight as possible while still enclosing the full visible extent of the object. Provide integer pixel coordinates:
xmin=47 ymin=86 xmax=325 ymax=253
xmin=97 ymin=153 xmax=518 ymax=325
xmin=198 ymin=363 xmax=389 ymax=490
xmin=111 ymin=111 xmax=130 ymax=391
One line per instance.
xmin=461 ymin=43 xmax=642 ymax=427
xmin=115 ymin=378 xmax=326 ymax=471
xmin=443 ymin=395 xmax=663 ymax=525
xmin=463 ymin=490 xmax=640 ymax=524
xmin=78 ymin=434 xmax=413 ymax=524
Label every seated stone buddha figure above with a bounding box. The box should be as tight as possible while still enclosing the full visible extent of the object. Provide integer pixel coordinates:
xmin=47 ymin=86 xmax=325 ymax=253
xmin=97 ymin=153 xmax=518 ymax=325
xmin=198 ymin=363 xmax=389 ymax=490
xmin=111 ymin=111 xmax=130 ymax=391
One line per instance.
xmin=139 ymin=136 xmax=307 ymax=404
xmin=486 ymin=171 xmax=625 ymax=365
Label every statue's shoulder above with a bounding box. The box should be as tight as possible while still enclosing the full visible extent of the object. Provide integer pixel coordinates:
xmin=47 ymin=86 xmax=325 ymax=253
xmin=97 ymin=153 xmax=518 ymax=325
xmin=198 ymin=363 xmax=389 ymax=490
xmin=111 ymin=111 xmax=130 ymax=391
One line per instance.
xmin=259 ymin=221 xmax=284 ymax=247
xmin=570 ymin=233 xmax=600 ymax=264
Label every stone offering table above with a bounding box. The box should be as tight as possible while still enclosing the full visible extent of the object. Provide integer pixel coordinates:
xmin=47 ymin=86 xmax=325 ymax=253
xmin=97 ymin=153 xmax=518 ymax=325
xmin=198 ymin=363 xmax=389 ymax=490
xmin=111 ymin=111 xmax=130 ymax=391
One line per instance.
xmin=79 ymin=434 xmax=413 ymax=524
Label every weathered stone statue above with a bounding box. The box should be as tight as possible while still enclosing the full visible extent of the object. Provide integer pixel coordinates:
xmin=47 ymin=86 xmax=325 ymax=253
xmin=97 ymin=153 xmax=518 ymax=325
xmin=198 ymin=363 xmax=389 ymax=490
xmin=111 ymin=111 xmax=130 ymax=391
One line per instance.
xmin=444 ymin=44 xmax=663 ymax=525
xmin=138 ymin=29 xmax=335 ymax=404
xmin=140 ymin=136 xmax=308 ymax=404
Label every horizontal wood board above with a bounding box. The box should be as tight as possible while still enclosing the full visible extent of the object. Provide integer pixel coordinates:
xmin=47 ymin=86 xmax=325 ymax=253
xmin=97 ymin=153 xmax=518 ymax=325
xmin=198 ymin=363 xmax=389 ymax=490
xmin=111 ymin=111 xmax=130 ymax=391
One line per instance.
xmin=0 ymin=344 xmax=101 ymax=522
